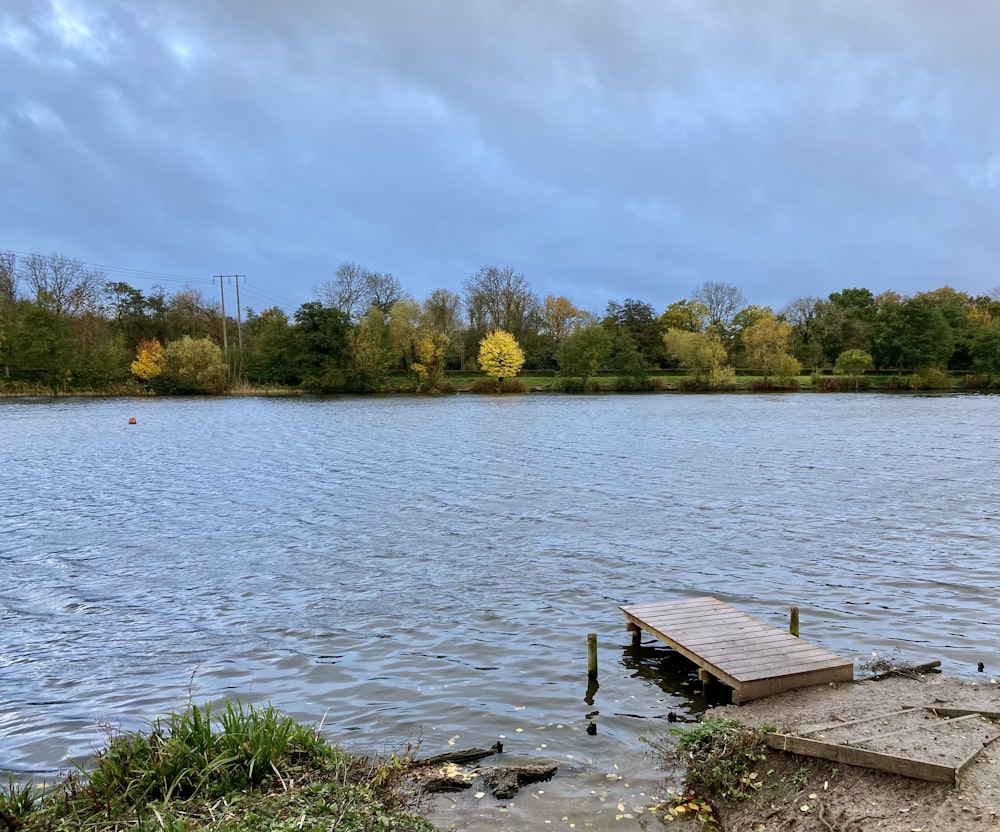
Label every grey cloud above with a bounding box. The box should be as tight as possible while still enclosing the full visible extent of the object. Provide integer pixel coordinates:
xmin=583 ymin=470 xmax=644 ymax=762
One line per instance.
xmin=2 ymin=0 xmax=998 ymax=316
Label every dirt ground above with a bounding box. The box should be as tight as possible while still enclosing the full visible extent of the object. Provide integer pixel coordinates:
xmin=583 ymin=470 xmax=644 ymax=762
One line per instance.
xmin=704 ymin=673 xmax=1000 ymax=831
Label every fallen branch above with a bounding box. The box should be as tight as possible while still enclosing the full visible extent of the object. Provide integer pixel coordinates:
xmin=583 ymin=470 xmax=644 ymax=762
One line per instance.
xmin=417 ymin=742 xmax=503 ymax=767
xmin=856 ymin=660 xmax=941 ymax=682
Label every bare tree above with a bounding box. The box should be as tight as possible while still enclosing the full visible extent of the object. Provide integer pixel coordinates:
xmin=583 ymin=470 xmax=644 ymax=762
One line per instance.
xmin=691 ymin=281 xmax=746 ymax=330
xmin=315 ymin=262 xmax=403 ymax=320
xmin=365 ymin=271 xmax=402 ymax=315
xmin=0 ymin=250 xmax=16 ymax=307
xmin=422 ymin=288 xmax=463 ymax=338
xmin=542 ymin=295 xmax=587 ymax=342
xmin=315 ymin=262 xmax=369 ymax=321
xmin=463 ymin=265 xmax=539 ymax=337
xmin=21 ymin=252 xmax=105 ymax=316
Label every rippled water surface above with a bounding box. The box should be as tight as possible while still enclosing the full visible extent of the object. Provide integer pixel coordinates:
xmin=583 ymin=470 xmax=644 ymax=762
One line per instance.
xmin=3 ymin=394 xmax=999 ymax=826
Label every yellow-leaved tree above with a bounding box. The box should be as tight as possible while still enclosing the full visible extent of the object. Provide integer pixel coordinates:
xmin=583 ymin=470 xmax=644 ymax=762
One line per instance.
xmin=411 ymin=331 xmax=451 ymax=392
xmin=130 ymin=339 xmax=164 ymax=381
xmin=478 ymin=329 xmax=525 ymax=384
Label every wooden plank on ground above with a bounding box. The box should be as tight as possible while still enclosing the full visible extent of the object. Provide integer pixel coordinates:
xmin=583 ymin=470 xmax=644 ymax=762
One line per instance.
xmin=766 ymin=710 xmax=1000 ymax=784
xmin=764 ymin=732 xmax=957 ymax=784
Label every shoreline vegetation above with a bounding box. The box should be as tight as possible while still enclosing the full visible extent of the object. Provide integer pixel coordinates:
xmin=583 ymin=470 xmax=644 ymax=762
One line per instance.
xmin=4 ymin=252 xmax=1000 ymax=399
xmin=0 ymin=700 xmax=436 ymax=832
xmin=0 ymin=369 xmax=995 ymax=399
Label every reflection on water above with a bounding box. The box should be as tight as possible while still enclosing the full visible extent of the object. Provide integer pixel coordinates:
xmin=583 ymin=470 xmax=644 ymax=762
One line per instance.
xmin=2 ymin=393 xmax=999 ymax=828
xmin=620 ymin=643 xmax=731 ymax=718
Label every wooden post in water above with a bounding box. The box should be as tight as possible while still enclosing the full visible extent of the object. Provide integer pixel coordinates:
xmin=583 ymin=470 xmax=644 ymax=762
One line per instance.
xmin=587 ymin=633 xmax=598 ymax=679
xmin=789 ymin=606 xmax=800 ymax=638
xmin=627 ymin=622 xmax=642 ymax=647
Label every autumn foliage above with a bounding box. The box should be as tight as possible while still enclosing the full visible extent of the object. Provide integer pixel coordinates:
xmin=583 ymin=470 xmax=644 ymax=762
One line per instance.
xmin=477 ymin=330 xmax=525 ymax=382
xmin=130 ymin=339 xmax=164 ymax=380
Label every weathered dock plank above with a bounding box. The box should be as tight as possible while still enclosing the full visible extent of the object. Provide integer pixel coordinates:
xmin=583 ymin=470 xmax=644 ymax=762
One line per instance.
xmin=621 ymin=596 xmax=853 ymax=703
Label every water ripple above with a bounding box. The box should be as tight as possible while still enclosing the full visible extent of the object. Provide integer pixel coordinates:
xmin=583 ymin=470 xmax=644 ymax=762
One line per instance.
xmin=1 ymin=393 xmax=998 ymax=779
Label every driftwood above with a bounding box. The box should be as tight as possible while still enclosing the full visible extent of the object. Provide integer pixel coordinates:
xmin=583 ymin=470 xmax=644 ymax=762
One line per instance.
xmin=417 ymin=742 xmax=502 ymax=767
xmin=482 ymin=763 xmax=559 ymax=799
xmin=413 ymin=742 xmax=558 ymax=799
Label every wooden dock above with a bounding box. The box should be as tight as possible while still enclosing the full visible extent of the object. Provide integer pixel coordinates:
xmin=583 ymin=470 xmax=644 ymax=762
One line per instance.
xmin=620 ymin=596 xmax=853 ymax=703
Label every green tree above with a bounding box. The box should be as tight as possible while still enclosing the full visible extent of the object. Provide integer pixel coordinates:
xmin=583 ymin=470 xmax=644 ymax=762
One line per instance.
xmin=8 ymin=303 xmax=75 ymax=387
xmin=160 ymin=336 xmax=228 ymax=393
xmin=658 ymin=299 xmax=709 ymax=334
xmin=245 ymin=307 xmax=297 ymax=385
xmin=387 ymin=298 xmax=423 ymax=381
xmin=729 ymin=305 xmax=773 ymax=366
xmin=292 ymin=302 xmax=350 ymax=392
xmin=604 ymin=298 xmax=665 ymax=367
xmin=834 ymin=348 xmax=874 ymax=390
xmin=663 ymin=328 xmax=729 ymax=388
xmin=913 ymin=287 xmax=974 ymax=369
xmin=742 ymin=316 xmax=801 ymax=382
xmin=780 ymin=296 xmax=825 ymax=370
xmin=478 ymin=330 xmax=525 ymax=383
xmin=348 ymin=306 xmax=392 ymax=391
xmin=871 ymin=296 xmax=953 ymax=370
xmin=557 ymin=323 xmax=613 ymax=388
xmin=969 ymin=318 xmax=1000 ymax=383
xmin=105 ymin=281 xmax=151 ymax=349
xmin=164 ymin=287 xmax=219 ymax=342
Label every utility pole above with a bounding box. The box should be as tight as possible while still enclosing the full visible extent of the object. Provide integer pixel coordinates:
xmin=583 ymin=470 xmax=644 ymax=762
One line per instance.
xmin=234 ymin=275 xmax=244 ymax=352
xmin=217 ymin=275 xmax=229 ymax=356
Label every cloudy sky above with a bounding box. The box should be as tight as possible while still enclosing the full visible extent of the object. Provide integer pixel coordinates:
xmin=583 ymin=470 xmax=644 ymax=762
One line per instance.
xmin=2 ymin=1 xmax=999 ymax=317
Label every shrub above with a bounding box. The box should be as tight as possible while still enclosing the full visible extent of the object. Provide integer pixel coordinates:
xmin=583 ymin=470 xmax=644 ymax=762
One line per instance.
xmin=708 ymin=367 xmax=736 ymax=391
xmin=909 ymin=368 xmax=952 ymax=390
xmin=813 ymin=375 xmax=870 ymax=391
xmin=652 ymin=718 xmax=772 ymax=802
xmin=498 ymin=380 xmax=527 ymax=393
xmin=468 ymin=378 xmax=498 ymax=393
xmin=748 ymin=378 xmax=773 ymax=392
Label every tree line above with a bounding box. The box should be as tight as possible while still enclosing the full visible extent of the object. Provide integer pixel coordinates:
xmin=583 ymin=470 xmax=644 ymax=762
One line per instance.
xmin=2 ymin=249 xmax=1000 ymax=394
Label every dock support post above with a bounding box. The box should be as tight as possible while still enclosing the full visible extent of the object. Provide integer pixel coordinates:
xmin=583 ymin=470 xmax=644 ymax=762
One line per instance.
xmin=789 ymin=606 xmax=800 ymax=638
xmin=627 ymin=622 xmax=642 ymax=647
xmin=587 ymin=633 xmax=598 ymax=679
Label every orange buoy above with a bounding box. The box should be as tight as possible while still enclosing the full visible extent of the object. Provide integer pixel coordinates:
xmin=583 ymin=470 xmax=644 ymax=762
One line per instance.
xmin=128 ymin=417 xmax=137 ymax=425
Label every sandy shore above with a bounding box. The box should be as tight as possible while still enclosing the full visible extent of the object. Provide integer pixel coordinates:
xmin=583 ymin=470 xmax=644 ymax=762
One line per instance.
xmin=422 ymin=674 xmax=1000 ymax=831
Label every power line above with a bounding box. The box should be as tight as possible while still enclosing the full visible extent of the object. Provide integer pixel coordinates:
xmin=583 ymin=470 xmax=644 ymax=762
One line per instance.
xmin=1 ymin=245 xmax=302 ymax=310
xmin=0 ymin=246 xmax=214 ymax=286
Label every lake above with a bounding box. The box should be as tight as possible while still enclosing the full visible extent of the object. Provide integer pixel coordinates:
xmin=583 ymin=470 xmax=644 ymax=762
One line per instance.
xmin=2 ymin=393 xmax=998 ymax=828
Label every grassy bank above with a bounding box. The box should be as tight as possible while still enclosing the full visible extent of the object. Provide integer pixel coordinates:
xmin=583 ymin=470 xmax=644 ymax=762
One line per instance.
xmin=0 ymin=700 xmax=434 ymax=832
xmin=2 ymin=369 xmax=993 ymax=398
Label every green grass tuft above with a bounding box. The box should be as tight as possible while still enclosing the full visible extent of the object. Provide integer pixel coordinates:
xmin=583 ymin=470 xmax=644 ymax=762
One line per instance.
xmin=3 ymin=700 xmax=433 ymax=832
